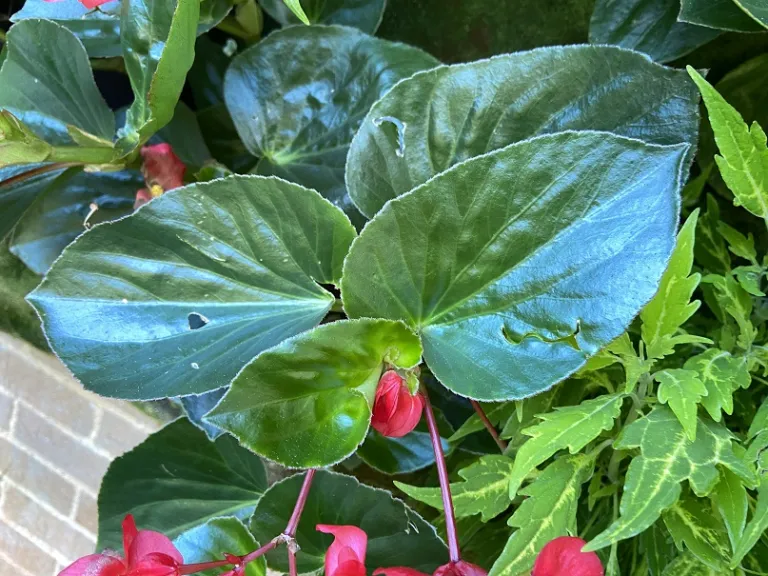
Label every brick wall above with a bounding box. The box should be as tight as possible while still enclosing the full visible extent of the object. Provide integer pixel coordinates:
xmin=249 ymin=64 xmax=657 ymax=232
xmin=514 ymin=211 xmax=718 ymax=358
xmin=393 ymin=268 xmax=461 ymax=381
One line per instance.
xmin=0 ymin=332 xmax=159 ymax=576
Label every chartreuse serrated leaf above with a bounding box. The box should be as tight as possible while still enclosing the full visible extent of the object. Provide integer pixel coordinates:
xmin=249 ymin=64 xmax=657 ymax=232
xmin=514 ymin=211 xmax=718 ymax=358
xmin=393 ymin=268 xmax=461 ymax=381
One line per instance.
xmin=685 ymin=349 xmax=750 ymax=422
xmin=174 ymin=518 xmax=266 ymax=576
xmin=224 ymin=25 xmax=438 ymax=224
xmin=489 ymin=455 xmax=594 ymax=576
xmin=605 ymin=333 xmax=654 ymax=393
xmin=259 ymin=0 xmax=386 ymax=32
xmin=655 ymin=369 xmax=708 ymax=441
xmin=661 ymin=552 xmax=727 ymax=575
xmin=642 ymin=211 xmax=705 ymax=360
xmin=696 ymin=195 xmax=731 ymax=275
xmin=701 ymin=274 xmax=757 ymax=349
xmin=663 ymin=496 xmax=730 ymax=569
xmin=343 ymin=132 xmax=687 ymax=401
xmin=250 ymin=470 xmax=447 ymax=575
xmin=118 ymin=0 xmax=199 ymax=153
xmin=687 ymin=67 xmax=768 ymax=224
xmin=507 ymin=393 xmax=624 ymax=499
xmin=585 ymin=406 xmax=757 ymax=552
xmin=713 ymin=468 xmax=748 ymax=552
xmin=731 ymin=478 xmax=768 ymax=568
xmin=347 ymin=45 xmax=700 ymax=217
xmin=207 ymin=319 xmax=422 ymax=468
xmin=0 ymin=19 xmax=114 ymax=141
xmin=679 ymin=0 xmax=765 ymax=32
xmin=97 ymin=418 xmax=267 ymax=551
xmin=749 ymin=397 xmax=768 ymax=439
xmin=395 ymin=455 xmax=515 ymax=522
xmin=28 ymin=175 xmax=356 ymax=400
xmin=718 ymin=222 xmax=758 ymax=264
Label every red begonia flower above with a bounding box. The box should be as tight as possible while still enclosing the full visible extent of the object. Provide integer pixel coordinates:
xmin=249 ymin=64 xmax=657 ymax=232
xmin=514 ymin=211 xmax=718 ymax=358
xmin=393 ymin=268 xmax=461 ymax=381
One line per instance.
xmin=43 ymin=0 xmax=114 ymax=9
xmin=375 ymin=560 xmax=486 ymax=576
xmin=59 ymin=515 xmax=183 ymax=576
xmin=317 ymin=525 xmax=368 ymax=576
xmin=133 ymin=143 xmax=186 ymax=208
xmin=371 ymin=370 xmax=424 ymax=438
xmin=531 ymin=537 xmax=604 ymax=576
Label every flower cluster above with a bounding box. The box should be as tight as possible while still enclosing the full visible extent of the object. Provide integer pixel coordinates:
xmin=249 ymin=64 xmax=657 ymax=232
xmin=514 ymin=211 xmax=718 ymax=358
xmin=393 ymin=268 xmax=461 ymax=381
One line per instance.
xmin=134 ymin=143 xmax=186 ymax=209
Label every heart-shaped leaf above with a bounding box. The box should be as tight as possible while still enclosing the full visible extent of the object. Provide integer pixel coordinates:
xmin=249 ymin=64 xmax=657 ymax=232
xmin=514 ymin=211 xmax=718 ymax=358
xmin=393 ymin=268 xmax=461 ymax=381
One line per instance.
xmin=29 ymin=175 xmax=356 ymax=399
xmin=259 ymin=0 xmax=386 ymax=33
xmin=207 ymin=318 xmax=422 ymax=468
xmin=250 ymin=470 xmax=448 ymax=575
xmin=98 ymin=418 xmax=268 ymax=551
xmin=347 ymin=45 xmax=700 ymax=217
xmin=342 ymin=131 xmax=688 ymax=400
xmin=223 ymin=25 xmax=439 ymax=224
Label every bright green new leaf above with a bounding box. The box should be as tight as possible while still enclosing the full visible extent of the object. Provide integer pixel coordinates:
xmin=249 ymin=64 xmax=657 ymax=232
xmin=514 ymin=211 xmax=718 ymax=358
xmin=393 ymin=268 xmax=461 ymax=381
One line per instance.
xmin=260 ymin=0 xmax=386 ymax=32
xmin=688 ymin=67 xmax=768 ymax=224
xmin=507 ymin=393 xmax=624 ymax=499
xmin=250 ymin=470 xmax=448 ymax=574
xmin=642 ymin=210 xmax=703 ymax=360
xmin=118 ymin=0 xmax=200 ymax=153
xmin=347 ymin=45 xmax=699 ymax=217
xmin=395 ymin=455 xmax=515 ymax=522
xmin=732 ymin=265 xmax=764 ymax=296
xmin=280 ymin=0 xmax=311 ymax=23
xmin=207 ymin=319 xmax=422 ymax=468
xmin=174 ymin=518 xmax=266 ymax=576
xmin=731 ymin=479 xmax=768 ymax=568
xmin=343 ymin=132 xmax=687 ymax=400
xmin=655 ymin=369 xmax=708 ymax=441
xmin=224 ymin=25 xmax=438 ymax=224
xmin=489 ymin=455 xmax=594 ymax=576
xmin=718 ymin=222 xmax=758 ymax=263
xmin=685 ymin=349 xmax=750 ymax=422
xmin=97 ymin=418 xmax=267 ymax=550
xmin=679 ymin=0 xmax=765 ymax=31
xmin=604 ymin=333 xmax=655 ymax=394
xmin=0 ymin=111 xmax=52 ymax=168
xmin=701 ymin=274 xmax=757 ymax=349
xmin=29 ymin=175 xmax=356 ymax=399
xmin=585 ymin=407 xmax=757 ymax=552
xmin=0 ymin=19 xmax=114 ymax=141
xmin=663 ymin=497 xmax=730 ymax=570
xmin=713 ymin=468 xmax=748 ymax=552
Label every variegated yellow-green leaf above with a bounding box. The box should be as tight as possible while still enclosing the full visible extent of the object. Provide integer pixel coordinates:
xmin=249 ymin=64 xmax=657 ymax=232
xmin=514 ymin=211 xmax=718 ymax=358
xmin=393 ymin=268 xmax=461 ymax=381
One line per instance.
xmin=718 ymin=222 xmax=757 ymax=264
xmin=661 ymin=551 xmax=729 ymax=575
xmin=663 ymin=496 xmax=730 ymax=570
xmin=395 ymin=455 xmax=515 ymax=522
xmin=507 ymin=394 xmax=624 ymax=499
xmin=687 ymin=67 xmax=768 ymax=225
xmin=713 ymin=468 xmax=748 ymax=552
xmin=655 ymin=368 xmax=708 ymax=441
xmin=684 ymin=349 xmax=750 ymax=422
xmin=489 ymin=455 xmax=594 ymax=576
xmin=701 ymin=274 xmax=757 ymax=349
xmin=585 ymin=407 xmax=756 ymax=552
xmin=731 ymin=478 xmax=768 ymax=568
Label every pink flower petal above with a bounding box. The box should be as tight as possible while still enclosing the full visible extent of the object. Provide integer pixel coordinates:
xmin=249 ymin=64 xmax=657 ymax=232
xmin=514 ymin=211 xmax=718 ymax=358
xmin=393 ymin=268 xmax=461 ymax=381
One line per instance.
xmin=532 ymin=537 xmax=604 ymax=576
xmin=123 ymin=515 xmax=139 ymax=558
xmin=127 ymin=531 xmax=183 ymax=569
xmin=316 ymin=525 xmax=368 ymax=576
xmin=126 ymin=554 xmax=180 ymax=576
xmin=58 ymin=554 xmax=126 ymax=576
xmin=434 ymin=561 xmax=487 ymax=576
xmin=373 ymin=567 xmax=430 ymax=576
xmin=81 ymin=0 xmax=115 ymax=7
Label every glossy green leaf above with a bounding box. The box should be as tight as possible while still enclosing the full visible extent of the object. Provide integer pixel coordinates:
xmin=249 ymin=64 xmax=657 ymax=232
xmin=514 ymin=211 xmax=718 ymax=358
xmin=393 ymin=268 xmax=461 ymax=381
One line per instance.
xmin=733 ymin=0 xmax=768 ymax=27
xmin=749 ymin=396 xmax=768 ymax=439
xmin=259 ymin=0 xmax=386 ymax=32
xmin=679 ymin=0 xmax=765 ymax=31
xmin=347 ymin=45 xmax=699 ymax=217
xmin=0 ymin=111 xmax=52 ymax=168
xmin=224 ymin=25 xmax=438 ymax=222
xmin=655 ymin=369 xmax=708 ymax=441
xmin=250 ymin=470 xmax=448 ymax=575
xmin=507 ymin=393 xmax=624 ymax=499
xmin=663 ymin=497 xmax=730 ymax=569
xmin=343 ymin=132 xmax=687 ymax=401
xmin=151 ymin=102 xmax=212 ymax=170
xmin=98 ymin=418 xmax=267 ymax=550
xmin=589 ymin=0 xmax=720 ymax=63
xmin=660 ymin=552 xmax=724 ymax=575
xmin=684 ymin=349 xmax=750 ymax=422
xmin=0 ymin=164 xmax=66 ymax=243
xmin=0 ymin=237 xmax=47 ymax=349
xmin=119 ymin=0 xmax=200 ymax=153
xmin=0 ymin=19 xmax=114 ymax=141
xmin=207 ymin=319 xmax=422 ymax=468
xmin=396 ymin=455 xmax=515 ymax=521
xmin=29 ymin=175 xmax=355 ymax=399
xmin=489 ymin=455 xmax=594 ymax=576
xmin=357 ymin=419 xmax=451 ymax=475
xmin=279 ymin=0 xmax=311 ymax=23
xmin=585 ymin=407 xmax=757 ymax=552
xmin=731 ymin=479 xmax=768 ymax=567
xmin=713 ymin=467 xmax=748 ymax=551
xmin=174 ymin=518 xmax=266 ymax=576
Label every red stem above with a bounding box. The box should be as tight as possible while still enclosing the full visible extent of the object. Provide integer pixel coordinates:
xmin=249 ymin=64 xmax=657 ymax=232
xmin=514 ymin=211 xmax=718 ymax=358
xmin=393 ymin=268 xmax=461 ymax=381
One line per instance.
xmin=470 ymin=400 xmax=507 ymax=452
xmin=288 ymin=548 xmax=298 ymax=576
xmin=285 ymin=469 xmax=315 ymax=537
xmin=421 ymin=391 xmax=461 ymax=563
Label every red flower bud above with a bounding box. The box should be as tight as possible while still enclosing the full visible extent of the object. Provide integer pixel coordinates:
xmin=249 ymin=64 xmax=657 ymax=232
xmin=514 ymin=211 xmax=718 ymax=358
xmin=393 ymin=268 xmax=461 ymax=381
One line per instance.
xmin=43 ymin=0 xmax=113 ymax=9
xmin=371 ymin=370 xmax=424 ymax=438
xmin=141 ymin=143 xmax=186 ymax=192
xmin=531 ymin=537 xmax=604 ymax=576
xmin=375 ymin=560 xmax=486 ymax=576
xmin=317 ymin=525 xmax=368 ymax=576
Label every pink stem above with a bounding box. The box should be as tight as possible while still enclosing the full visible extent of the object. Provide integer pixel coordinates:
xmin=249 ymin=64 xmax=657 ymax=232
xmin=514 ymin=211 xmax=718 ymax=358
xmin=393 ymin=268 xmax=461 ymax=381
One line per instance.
xmin=470 ymin=400 xmax=507 ymax=452
xmin=288 ymin=548 xmax=298 ymax=576
xmin=285 ymin=469 xmax=316 ymax=537
xmin=421 ymin=391 xmax=461 ymax=563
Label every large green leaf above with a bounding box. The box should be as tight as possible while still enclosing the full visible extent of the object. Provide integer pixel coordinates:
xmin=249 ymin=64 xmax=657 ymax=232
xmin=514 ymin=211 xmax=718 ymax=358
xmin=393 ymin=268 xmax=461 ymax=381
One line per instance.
xmin=28 ymin=175 xmax=355 ymax=399
xmin=118 ymin=0 xmax=200 ymax=153
xmin=346 ymin=45 xmax=699 ymax=217
xmin=585 ymin=407 xmax=757 ymax=552
xmin=207 ymin=319 xmax=421 ymax=468
xmin=259 ymin=0 xmax=386 ymax=33
xmin=0 ymin=237 xmax=47 ymax=349
xmin=98 ymin=418 xmax=267 ymax=551
xmin=1 ymin=165 xmax=66 ymax=243
xmin=679 ymin=0 xmax=765 ymax=32
xmin=223 ymin=25 xmax=438 ymax=223
xmin=0 ymin=19 xmax=114 ymax=141
xmin=589 ymin=0 xmax=720 ymax=63
xmin=489 ymin=455 xmax=594 ymax=576
xmin=250 ymin=470 xmax=448 ymax=575
xmin=174 ymin=518 xmax=266 ymax=576
xmin=342 ymin=132 xmax=687 ymax=400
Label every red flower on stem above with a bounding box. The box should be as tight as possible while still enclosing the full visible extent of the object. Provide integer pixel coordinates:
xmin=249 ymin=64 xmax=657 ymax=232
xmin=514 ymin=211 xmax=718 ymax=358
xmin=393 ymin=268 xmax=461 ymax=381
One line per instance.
xmin=531 ymin=537 xmax=604 ymax=576
xmin=375 ymin=561 xmax=486 ymax=576
xmin=371 ymin=370 xmax=424 ymax=438
xmin=134 ymin=143 xmax=186 ymax=209
xmin=317 ymin=525 xmax=367 ymax=576
xmin=59 ymin=515 xmax=183 ymax=576
xmin=43 ymin=0 xmax=114 ymax=9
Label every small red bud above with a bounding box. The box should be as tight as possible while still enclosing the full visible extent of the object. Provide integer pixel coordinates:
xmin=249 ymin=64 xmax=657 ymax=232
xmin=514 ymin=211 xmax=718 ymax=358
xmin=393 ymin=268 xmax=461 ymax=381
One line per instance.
xmin=532 ymin=537 xmax=604 ymax=576
xmin=434 ymin=561 xmax=487 ymax=576
xmin=371 ymin=370 xmax=424 ymax=438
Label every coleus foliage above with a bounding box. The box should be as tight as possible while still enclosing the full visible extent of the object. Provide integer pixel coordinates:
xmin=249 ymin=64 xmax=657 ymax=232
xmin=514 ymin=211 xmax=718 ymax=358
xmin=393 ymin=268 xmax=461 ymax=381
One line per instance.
xmin=1 ymin=0 xmax=768 ymax=575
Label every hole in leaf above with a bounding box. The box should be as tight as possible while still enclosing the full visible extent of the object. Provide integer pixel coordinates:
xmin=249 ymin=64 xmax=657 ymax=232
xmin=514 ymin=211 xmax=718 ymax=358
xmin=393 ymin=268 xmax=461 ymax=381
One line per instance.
xmin=502 ymin=320 xmax=582 ymax=351
xmin=188 ymin=312 xmax=210 ymax=330
xmin=373 ymin=116 xmax=407 ymax=157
